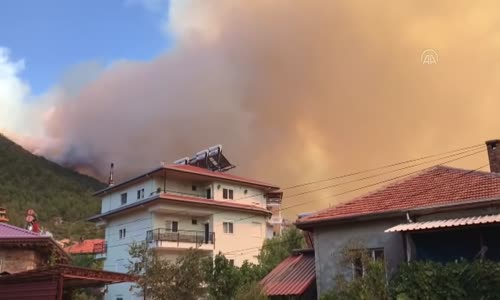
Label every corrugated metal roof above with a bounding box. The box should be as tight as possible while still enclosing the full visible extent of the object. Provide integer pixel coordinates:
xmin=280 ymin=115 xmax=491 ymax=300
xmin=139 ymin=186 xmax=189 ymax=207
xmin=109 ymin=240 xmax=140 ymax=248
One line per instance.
xmin=385 ymin=213 xmax=500 ymax=232
xmin=0 ymin=223 xmax=40 ymax=238
xmin=260 ymin=249 xmax=315 ymax=296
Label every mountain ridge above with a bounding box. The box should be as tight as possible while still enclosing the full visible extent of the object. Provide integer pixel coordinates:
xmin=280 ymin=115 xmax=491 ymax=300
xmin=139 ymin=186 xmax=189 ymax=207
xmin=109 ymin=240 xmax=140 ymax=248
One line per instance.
xmin=0 ymin=134 xmax=106 ymax=239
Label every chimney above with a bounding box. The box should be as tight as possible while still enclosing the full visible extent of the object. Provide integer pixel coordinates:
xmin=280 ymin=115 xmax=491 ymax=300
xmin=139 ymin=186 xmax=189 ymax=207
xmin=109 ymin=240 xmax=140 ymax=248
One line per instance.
xmin=486 ymin=140 xmax=500 ymax=173
xmin=0 ymin=207 xmax=9 ymax=223
xmin=108 ymin=163 xmax=115 ymax=187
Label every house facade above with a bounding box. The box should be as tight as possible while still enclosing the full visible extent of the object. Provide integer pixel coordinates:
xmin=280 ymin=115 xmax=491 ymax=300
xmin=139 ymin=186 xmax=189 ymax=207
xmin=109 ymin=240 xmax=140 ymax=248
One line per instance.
xmin=296 ymin=140 xmax=500 ymax=297
xmin=89 ymin=149 xmax=281 ymax=300
xmin=0 ymin=221 xmax=69 ymax=274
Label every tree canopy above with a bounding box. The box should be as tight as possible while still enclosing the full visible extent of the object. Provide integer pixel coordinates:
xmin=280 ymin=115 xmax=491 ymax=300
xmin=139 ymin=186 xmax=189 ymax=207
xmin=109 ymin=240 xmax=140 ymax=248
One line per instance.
xmin=0 ymin=134 xmax=105 ymax=239
xmin=129 ymin=227 xmax=306 ymax=299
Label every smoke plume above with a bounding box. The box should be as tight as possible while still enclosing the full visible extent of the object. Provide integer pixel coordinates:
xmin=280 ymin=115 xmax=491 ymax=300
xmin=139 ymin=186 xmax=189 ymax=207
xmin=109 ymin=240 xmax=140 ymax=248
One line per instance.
xmin=4 ymin=1 xmax=500 ymax=215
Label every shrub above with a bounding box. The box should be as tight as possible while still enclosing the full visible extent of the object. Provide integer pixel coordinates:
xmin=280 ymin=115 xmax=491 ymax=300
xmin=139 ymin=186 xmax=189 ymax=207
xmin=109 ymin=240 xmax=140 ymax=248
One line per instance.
xmin=391 ymin=260 xmax=500 ymax=300
xmin=320 ymin=260 xmax=389 ymax=300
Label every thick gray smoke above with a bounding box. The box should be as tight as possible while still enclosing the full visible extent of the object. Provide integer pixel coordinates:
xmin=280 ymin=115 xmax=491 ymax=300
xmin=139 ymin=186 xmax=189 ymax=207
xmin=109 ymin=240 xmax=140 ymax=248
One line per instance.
xmin=8 ymin=1 xmax=500 ymax=215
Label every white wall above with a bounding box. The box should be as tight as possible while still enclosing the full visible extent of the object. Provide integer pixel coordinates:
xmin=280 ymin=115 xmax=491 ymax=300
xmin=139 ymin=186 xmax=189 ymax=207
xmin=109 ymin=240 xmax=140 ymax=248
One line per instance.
xmin=101 ymin=179 xmax=158 ymax=213
xmin=149 ymin=203 xmax=268 ymax=266
xmin=103 ymin=210 xmax=153 ymax=300
xmin=212 ymin=211 xmax=267 ymax=266
xmin=212 ymin=182 xmax=267 ymax=208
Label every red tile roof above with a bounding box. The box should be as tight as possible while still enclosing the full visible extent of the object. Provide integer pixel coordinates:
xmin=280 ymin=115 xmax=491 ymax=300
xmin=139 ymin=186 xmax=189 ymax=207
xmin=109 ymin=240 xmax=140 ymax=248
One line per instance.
xmin=167 ymin=164 xmax=279 ymax=189
xmin=95 ymin=164 xmax=279 ymax=196
xmin=261 ymin=249 xmax=316 ymax=296
xmin=64 ymin=239 xmax=105 ymax=254
xmin=297 ymin=166 xmax=500 ymax=226
xmin=0 ymin=223 xmax=40 ymax=238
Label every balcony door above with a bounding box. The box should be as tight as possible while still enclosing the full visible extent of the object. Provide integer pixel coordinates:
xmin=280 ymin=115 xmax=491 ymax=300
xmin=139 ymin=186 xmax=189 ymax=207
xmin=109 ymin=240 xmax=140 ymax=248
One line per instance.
xmin=204 ymin=223 xmax=210 ymax=243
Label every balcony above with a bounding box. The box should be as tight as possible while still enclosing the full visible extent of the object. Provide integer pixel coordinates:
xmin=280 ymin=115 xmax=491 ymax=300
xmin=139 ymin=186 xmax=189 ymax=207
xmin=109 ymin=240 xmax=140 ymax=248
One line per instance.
xmin=146 ymin=228 xmax=215 ymax=251
xmin=93 ymin=241 xmax=107 ymax=259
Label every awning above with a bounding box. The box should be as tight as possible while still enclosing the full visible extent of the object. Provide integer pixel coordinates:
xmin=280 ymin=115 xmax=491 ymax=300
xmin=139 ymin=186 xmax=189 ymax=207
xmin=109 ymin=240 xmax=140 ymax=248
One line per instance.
xmin=385 ymin=214 xmax=500 ymax=233
xmin=260 ymin=249 xmax=316 ymax=297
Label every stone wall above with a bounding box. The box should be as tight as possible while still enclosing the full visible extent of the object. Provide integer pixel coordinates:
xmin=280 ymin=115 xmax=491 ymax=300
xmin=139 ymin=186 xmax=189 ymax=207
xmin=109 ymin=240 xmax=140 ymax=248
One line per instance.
xmin=0 ymin=249 xmax=45 ymax=273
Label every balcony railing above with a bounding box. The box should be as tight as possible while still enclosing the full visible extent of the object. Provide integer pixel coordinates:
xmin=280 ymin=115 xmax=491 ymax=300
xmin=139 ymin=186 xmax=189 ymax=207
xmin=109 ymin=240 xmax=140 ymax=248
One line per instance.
xmin=146 ymin=228 xmax=215 ymax=248
xmin=92 ymin=241 xmax=107 ymax=254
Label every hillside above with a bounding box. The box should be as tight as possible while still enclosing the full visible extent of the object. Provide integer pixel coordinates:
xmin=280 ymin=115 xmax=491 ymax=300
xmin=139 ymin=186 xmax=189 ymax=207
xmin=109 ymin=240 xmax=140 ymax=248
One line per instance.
xmin=0 ymin=134 xmax=106 ymax=239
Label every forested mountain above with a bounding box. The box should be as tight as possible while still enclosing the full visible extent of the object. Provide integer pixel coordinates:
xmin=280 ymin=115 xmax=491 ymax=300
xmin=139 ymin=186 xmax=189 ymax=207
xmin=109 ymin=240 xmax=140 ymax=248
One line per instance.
xmin=0 ymin=134 xmax=106 ymax=239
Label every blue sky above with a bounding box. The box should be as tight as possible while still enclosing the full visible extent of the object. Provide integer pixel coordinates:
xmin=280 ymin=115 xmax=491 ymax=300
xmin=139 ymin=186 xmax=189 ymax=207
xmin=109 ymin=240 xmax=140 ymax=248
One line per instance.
xmin=0 ymin=0 xmax=172 ymax=94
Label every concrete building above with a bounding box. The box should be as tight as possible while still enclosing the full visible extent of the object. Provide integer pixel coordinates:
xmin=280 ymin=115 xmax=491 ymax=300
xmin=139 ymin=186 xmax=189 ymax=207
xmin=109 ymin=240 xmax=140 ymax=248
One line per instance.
xmin=89 ymin=147 xmax=281 ymax=300
xmin=296 ymin=140 xmax=500 ymax=297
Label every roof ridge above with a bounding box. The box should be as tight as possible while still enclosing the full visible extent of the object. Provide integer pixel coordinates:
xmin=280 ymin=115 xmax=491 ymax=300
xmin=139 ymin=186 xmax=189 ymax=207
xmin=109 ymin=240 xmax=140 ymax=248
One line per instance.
xmin=303 ymin=166 xmax=440 ymax=220
xmin=437 ymin=165 xmax=500 ymax=178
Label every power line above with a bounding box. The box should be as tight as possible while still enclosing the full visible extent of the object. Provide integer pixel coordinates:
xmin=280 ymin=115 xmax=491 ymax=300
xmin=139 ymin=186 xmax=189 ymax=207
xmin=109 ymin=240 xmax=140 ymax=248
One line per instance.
xmin=63 ymin=142 xmax=484 ymax=228
xmin=69 ymin=146 xmax=487 ymax=246
xmin=230 ymin=149 xmax=487 ymax=224
xmin=129 ymin=146 xmax=486 ymax=224
xmin=102 ymin=153 xmax=488 ymax=253
xmin=282 ymin=147 xmax=484 ymax=200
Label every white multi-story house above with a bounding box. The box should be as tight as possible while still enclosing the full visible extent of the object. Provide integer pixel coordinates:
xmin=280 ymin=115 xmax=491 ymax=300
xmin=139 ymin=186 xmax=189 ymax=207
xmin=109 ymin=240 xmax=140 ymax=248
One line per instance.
xmin=89 ymin=147 xmax=281 ymax=300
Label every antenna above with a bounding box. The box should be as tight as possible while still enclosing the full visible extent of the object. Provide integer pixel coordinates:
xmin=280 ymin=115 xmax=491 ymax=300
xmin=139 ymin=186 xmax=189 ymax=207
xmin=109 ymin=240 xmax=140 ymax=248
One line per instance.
xmin=108 ymin=163 xmax=115 ymax=187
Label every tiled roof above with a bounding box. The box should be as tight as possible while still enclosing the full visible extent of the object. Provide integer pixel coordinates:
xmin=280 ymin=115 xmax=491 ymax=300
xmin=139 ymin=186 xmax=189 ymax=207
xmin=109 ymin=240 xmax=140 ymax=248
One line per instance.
xmin=297 ymin=166 xmax=500 ymax=225
xmin=95 ymin=164 xmax=279 ymax=196
xmin=88 ymin=192 xmax=271 ymax=221
xmin=0 ymin=223 xmax=40 ymax=238
xmin=261 ymin=249 xmax=316 ymax=296
xmin=167 ymin=164 xmax=279 ymax=189
xmin=64 ymin=239 xmax=105 ymax=254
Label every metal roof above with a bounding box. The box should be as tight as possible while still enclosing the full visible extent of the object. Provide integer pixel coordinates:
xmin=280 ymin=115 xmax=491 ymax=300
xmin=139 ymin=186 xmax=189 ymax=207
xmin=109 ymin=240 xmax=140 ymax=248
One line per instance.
xmin=0 ymin=222 xmax=40 ymax=238
xmin=385 ymin=213 xmax=500 ymax=232
xmin=260 ymin=249 xmax=316 ymax=296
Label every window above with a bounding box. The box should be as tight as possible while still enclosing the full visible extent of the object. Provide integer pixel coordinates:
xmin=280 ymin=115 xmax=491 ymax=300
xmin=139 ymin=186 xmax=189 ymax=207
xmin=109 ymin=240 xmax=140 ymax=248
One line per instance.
xmin=351 ymin=248 xmax=384 ymax=279
xmin=223 ymin=222 xmax=234 ymax=234
xmin=137 ymin=188 xmax=145 ymax=200
xmin=223 ymin=188 xmax=234 ymax=200
xmin=119 ymin=228 xmax=126 ymax=239
xmin=192 ymin=219 xmax=198 ymax=225
xmin=167 ymin=220 xmax=179 ymax=232
xmin=192 ymin=185 xmax=197 ymax=191
xmin=120 ymin=193 xmax=127 ymax=205
xmin=116 ymin=297 xmax=124 ymax=300
xmin=206 ymin=188 xmax=212 ymax=199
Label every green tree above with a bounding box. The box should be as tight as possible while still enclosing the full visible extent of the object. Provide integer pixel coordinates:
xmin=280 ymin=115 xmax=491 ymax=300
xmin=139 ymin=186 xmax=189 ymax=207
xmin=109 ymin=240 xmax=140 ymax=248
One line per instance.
xmin=71 ymin=254 xmax=103 ymax=269
xmin=258 ymin=226 xmax=305 ymax=273
xmin=128 ymin=243 xmax=206 ymax=300
xmin=234 ymin=281 xmax=267 ymax=300
xmin=0 ymin=134 xmax=105 ymax=240
xmin=203 ymin=253 xmax=241 ymax=300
